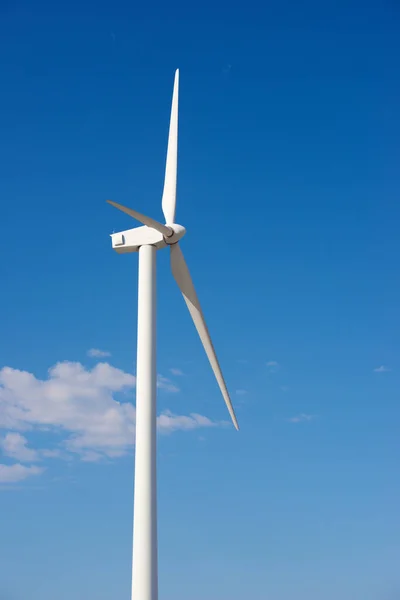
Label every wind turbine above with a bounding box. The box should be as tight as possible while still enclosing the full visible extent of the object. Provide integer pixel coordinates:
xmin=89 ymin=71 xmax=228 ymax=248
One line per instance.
xmin=107 ymin=69 xmax=239 ymax=600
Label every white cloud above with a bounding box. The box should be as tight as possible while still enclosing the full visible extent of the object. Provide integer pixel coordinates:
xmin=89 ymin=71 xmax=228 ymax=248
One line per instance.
xmin=87 ymin=348 xmax=111 ymax=358
xmin=169 ymin=368 xmax=183 ymax=376
xmin=157 ymin=411 xmax=216 ymax=433
xmin=41 ymin=449 xmax=63 ymax=459
xmin=373 ymin=365 xmax=391 ymax=373
xmin=0 ymin=360 xmax=217 ymax=481
xmin=157 ymin=375 xmax=180 ymax=393
xmin=80 ymin=450 xmax=104 ymax=463
xmin=288 ymin=414 xmax=315 ymax=423
xmin=267 ymin=361 xmax=279 ymax=373
xmin=0 ymin=361 xmax=136 ymax=459
xmin=1 ymin=433 xmax=38 ymax=462
xmin=0 ymin=463 xmax=44 ymax=483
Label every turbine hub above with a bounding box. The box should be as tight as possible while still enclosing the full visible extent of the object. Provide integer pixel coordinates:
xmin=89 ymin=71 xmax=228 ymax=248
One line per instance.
xmin=164 ymin=223 xmax=186 ymax=245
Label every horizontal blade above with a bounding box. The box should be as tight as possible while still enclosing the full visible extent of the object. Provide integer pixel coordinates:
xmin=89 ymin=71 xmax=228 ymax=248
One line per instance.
xmin=161 ymin=69 xmax=179 ymax=225
xmin=170 ymin=243 xmax=239 ymax=430
xmin=106 ymin=200 xmax=172 ymax=237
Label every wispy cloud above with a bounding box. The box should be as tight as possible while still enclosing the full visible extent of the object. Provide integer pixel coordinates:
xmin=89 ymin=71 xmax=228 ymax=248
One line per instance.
xmin=0 ymin=463 xmax=44 ymax=483
xmin=157 ymin=411 xmax=217 ymax=433
xmin=157 ymin=375 xmax=180 ymax=393
xmin=41 ymin=449 xmax=63 ymax=459
xmin=235 ymin=389 xmax=248 ymax=396
xmin=373 ymin=365 xmax=391 ymax=373
xmin=0 ymin=360 xmax=220 ymax=483
xmin=267 ymin=361 xmax=279 ymax=373
xmin=169 ymin=368 xmax=184 ymax=376
xmin=288 ymin=414 xmax=315 ymax=423
xmin=1 ymin=433 xmax=38 ymax=462
xmin=80 ymin=451 xmax=104 ymax=463
xmin=87 ymin=348 xmax=111 ymax=358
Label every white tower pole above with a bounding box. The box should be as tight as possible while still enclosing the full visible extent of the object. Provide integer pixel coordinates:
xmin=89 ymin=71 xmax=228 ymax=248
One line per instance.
xmin=132 ymin=243 xmax=158 ymax=600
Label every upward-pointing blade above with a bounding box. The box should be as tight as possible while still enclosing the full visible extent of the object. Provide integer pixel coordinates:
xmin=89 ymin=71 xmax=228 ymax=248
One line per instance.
xmin=106 ymin=200 xmax=172 ymax=237
xmin=161 ymin=69 xmax=179 ymax=225
xmin=170 ymin=243 xmax=239 ymax=430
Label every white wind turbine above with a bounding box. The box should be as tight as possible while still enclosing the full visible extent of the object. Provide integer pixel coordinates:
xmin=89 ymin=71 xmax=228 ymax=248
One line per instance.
xmin=107 ymin=69 xmax=239 ymax=600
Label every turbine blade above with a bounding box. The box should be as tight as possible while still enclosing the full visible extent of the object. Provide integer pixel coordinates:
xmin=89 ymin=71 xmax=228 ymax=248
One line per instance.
xmin=106 ymin=200 xmax=172 ymax=237
xmin=161 ymin=69 xmax=179 ymax=225
xmin=170 ymin=243 xmax=239 ymax=430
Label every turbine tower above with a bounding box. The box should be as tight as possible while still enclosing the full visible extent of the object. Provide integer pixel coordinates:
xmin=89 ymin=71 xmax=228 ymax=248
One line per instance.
xmin=107 ymin=69 xmax=239 ymax=600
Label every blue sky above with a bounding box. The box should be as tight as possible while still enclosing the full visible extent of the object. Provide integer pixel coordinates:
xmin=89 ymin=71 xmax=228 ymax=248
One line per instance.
xmin=0 ymin=0 xmax=399 ymax=598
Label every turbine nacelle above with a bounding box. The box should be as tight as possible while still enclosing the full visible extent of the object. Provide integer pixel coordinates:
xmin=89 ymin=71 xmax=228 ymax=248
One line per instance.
xmin=110 ymin=223 xmax=186 ymax=254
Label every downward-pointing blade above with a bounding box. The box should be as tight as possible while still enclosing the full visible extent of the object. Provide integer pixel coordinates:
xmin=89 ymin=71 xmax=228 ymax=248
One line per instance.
xmin=161 ymin=69 xmax=179 ymax=225
xmin=106 ymin=200 xmax=172 ymax=237
xmin=170 ymin=243 xmax=239 ymax=430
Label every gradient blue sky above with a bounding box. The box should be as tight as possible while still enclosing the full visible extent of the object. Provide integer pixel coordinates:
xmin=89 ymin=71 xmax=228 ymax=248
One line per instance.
xmin=1 ymin=0 xmax=399 ymax=598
